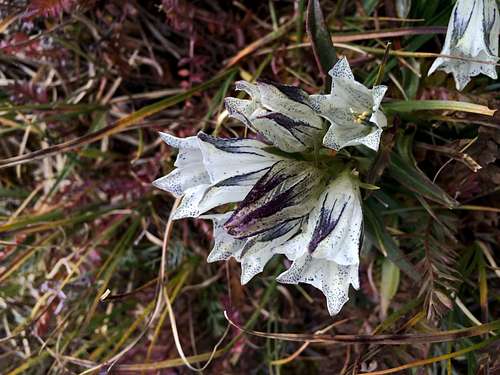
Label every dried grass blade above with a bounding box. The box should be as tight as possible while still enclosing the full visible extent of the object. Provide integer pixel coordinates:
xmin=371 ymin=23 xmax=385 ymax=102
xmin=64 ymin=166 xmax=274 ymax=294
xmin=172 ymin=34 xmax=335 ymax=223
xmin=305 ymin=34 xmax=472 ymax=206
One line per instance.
xmin=0 ymin=69 xmax=236 ymax=169
xmin=224 ymin=313 xmax=500 ymax=345
xmin=360 ymin=336 xmax=500 ymax=374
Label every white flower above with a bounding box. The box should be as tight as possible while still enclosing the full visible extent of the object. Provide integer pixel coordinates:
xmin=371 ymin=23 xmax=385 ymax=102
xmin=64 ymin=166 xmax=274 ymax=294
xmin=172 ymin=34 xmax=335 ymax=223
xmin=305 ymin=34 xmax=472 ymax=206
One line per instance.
xmin=224 ymin=81 xmax=324 ymax=153
xmin=153 ymin=132 xmax=284 ymax=219
xmin=208 ymin=212 xmax=305 ymax=284
xmin=311 ymin=57 xmax=388 ymax=152
xmin=428 ymin=0 xmax=500 ymax=91
xmin=275 ymin=171 xmax=362 ymax=315
xmin=206 ymin=164 xmax=362 ymax=314
xmin=154 ymin=67 xmax=373 ymax=315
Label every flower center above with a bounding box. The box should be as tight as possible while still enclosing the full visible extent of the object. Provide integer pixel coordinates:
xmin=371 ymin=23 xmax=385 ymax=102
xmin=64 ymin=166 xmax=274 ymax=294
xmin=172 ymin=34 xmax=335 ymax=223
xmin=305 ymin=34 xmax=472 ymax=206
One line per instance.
xmin=349 ymin=108 xmax=372 ymax=125
xmin=350 ymin=108 xmax=374 ymax=127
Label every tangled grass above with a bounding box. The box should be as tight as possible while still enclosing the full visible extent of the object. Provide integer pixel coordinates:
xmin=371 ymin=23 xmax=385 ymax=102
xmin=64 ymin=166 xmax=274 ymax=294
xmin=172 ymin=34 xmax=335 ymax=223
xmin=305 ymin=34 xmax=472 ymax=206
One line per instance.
xmin=0 ymin=0 xmax=499 ymax=373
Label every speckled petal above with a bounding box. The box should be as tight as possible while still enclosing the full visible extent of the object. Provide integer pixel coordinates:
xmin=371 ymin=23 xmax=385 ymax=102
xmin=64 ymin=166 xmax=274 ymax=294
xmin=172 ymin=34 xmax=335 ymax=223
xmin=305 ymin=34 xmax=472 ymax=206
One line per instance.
xmin=152 ymin=133 xmax=210 ymax=197
xmin=197 ymin=132 xmax=283 ymax=184
xmin=371 ymin=85 xmax=388 ymax=112
xmin=225 ymin=81 xmax=324 ymax=152
xmin=224 ymin=160 xmax=325 ymax=239
xmin=328 ymin=56 xmax=355 ymax=82
xmin=276 ymin=254 xmax=359 ymax=315
xmin=172 ymin=159 xmax=274 ymax=219
xmin=332 ymin=77 xmax=375 ymax=111
xmin=257 ymin=82 xmax=322 ymax=130
xmin=239 ymin=218 xmax=303 ymax=284
xmin=208 ymin=214 xmax=305 ymax=285
xmin=307 ymin=173 xmax=362 ymax=265
xmin=428 ymin=0 xmax=500 ymax=91
xmin=171 ymin=184 xmax=211 ymax=219
xmin=155 ymin=132 xmax=286 ymax=219
xmin=311 ymin=58 xmax=387 ymax=152
xmin=322 ymin=110 xmax=382 ymax=151
xmin=224 ymin=97 xmax=258 ymax=130
xmin=207 ymin=213 xmax=245 ymax=262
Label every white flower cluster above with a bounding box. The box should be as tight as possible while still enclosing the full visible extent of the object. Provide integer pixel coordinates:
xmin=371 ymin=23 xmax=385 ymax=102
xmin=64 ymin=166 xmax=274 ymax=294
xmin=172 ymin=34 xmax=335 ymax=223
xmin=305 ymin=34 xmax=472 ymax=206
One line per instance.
xmin=429 ymin=0 xmax=499 ymax=90
xmin=154 ymin=58 xmax=387 ymax=315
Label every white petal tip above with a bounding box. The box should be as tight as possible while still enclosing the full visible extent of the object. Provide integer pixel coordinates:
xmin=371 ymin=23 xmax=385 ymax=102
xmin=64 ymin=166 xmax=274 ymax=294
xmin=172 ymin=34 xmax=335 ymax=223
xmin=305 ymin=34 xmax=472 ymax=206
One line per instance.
xmin=328 ymin=57 xmax=355 ymax=81
xmin=158 ymin=132 xmax=178 ymax=146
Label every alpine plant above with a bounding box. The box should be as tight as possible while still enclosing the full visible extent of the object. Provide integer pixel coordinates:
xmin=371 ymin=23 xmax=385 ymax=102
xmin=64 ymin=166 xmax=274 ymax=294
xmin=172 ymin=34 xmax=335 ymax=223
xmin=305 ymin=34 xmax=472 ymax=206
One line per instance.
xmin=428 ymin=0 xmax=500 ymax=91
xmin=154 ymin=58 xmax=388 ymax=315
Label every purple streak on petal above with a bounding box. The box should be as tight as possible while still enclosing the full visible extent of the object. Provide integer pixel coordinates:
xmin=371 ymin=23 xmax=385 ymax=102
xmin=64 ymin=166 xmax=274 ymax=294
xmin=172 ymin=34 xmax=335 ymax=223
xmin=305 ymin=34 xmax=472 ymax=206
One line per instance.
xmin=224 ymin=161 xmax=310 ymax=238
xmin=307 ymin=195 xmax=350 ymax=253
xmin=263 ymin=81 xmax=311 ymax=106
xmin=213 ymin=166 xmax=270 ymax=187
xmin=198 ymin=132 xmax=267 ymax=158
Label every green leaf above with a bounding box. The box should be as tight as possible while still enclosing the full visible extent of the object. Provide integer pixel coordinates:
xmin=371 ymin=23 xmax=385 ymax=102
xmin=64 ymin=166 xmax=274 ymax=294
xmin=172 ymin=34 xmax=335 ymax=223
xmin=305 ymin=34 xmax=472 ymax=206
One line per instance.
xmin=306 ymin=0 xmax=337 ymax=89
xmin=383 ymin=100 xmax=495 ymax=116
xmin=380 ymin=258 xmax=400 ymax=318
xmin=401 ymin=59 xmax=420 ymax=100
xmin=364 ymin=201 xmax=421 ymax=282
xmin=388 ymin=131 xmax=459 ymax=208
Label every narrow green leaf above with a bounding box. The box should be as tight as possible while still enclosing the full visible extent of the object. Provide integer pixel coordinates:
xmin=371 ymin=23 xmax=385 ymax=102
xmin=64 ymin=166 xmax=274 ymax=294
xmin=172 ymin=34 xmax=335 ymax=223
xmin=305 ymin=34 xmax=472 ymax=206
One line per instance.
xmin=380 ymin=259 xmax=400 ymax=318
xmin=364 ymin=201 xmax=421 ymax=282
xmin=306 ymin=0 xmax=337 ymax=88
xmin=388 ymin=131 xmax=459 ymax=208
xmin=0 ymin=187 xmax=30 ymax=199
xmin=383 ymin=100 xmax=495 ymax=116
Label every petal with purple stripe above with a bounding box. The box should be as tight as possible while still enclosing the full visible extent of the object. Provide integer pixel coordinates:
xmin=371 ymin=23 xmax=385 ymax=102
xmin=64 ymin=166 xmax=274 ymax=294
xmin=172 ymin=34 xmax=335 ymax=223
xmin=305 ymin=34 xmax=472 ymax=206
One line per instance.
xmin=197 ymin=132 xmax=284 ymax=185
xmin=224 ymin=160 xmax=325 ymax=239
xmin=224 ymin=81 xmax=324 ymax=152
xmin=307 ymin=173 xmax=362 ymax=265
xmin=207 ymin=214 xmax=305 ymax=284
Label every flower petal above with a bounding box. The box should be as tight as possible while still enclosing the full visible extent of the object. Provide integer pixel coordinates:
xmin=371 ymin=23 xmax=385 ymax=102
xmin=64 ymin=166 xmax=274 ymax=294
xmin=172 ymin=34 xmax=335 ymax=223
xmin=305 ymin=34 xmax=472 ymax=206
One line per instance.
xmin=239 ymin=217 xmax=304 ymax=284
xmin=224 ymin=97 xmax=258 ymax=130
xmin=428 ymin=0 xmax=500 ymax=91
xmin=207 ymin=213 xmax=245 ymax=262
xmin=276 ymin=254 xmax=359 ymax=315
xmin=430 ymin=55 xmax=498 ymax=91
xmin=274 ymin=171 xmax=362 ymax=315
xmin=152 ymin=133 xmax=210 ymax=197
xmin=224 ymin=160 xmax=325 ymax=238
xmin=171 ymin=184 xmax=211 ymax=219
xmin=173 ymin=164 xmax=275 ymax=219
xmin=251 ymin=112 xmax=323 ymax=152
xmin=322 ymin=110 xmax=383 ymax=151
xmin=208 ymin=214 xmax=304 ymax=284
xmin=257 ymin=82 xmax=322 ymax=129
xmin=371 ymin=85 xmax=388 ymax=112
xmin=276 ymin=171 xmax=362 ymax=265
xmin=157 ymin=132 xmax=285 ymax=219
xmin=225 ymin=81 xmax=324 ymax=152
xmin=310 ymin=58 xmax=387 ymax=152
xmin=307 ymin=173 xmax=362 ymax=265
xmin=329 ymin=77 xmax=375 ymax=112
xmin=197 ymin=132 xmax=283 ymax=184
xmin=328 ymin=56 xmax=355 ymax=81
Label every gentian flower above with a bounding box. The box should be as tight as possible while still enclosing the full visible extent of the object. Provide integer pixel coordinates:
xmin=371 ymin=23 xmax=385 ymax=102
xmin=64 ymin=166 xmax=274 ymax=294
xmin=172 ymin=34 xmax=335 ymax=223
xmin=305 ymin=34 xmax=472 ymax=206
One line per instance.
xmin=275 ymin=171 xmax=362 ymax=315
xmin=153 ymin=132 xmax=284 ymax=219
xmin=154 ymin=58 xmax=385 ymax=315
xmin=312 ymin=57 xmax=388 ymax=152
xmin=428 ymin=0 xmax=500 ymax=90
xmin=224 ymin=80 xmax=324 ymax=152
